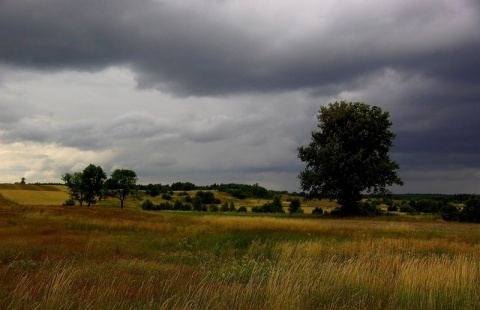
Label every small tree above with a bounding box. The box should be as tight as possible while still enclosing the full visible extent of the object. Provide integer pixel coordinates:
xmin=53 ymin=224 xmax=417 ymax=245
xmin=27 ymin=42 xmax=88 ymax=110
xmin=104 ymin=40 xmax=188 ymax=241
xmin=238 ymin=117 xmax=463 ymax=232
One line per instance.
xmin=220 ymin=201 xmax=230 ymax=212
xmin=62 ymin=172 xmax=85 ymax=206
xmin=288 ymin=198 xmax=303 ymax=214
xmin=105 ymin=169 xmax=138 ymax=209
xmin=20 ymin=177 xmax=26 ymax=185
xmin=298 ymin=101 xmax=403 ymax=215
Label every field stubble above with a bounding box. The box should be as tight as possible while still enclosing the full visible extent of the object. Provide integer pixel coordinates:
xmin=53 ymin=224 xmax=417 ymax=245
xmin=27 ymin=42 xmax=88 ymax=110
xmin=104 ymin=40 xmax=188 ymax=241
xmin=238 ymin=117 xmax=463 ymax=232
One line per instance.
xmin=1 ymin=194 xmax=480 ymax=309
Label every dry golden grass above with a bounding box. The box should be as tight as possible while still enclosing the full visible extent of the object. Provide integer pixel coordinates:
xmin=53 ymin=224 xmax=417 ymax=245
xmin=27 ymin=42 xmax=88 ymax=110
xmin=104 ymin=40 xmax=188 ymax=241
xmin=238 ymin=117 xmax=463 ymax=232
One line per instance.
xmin=2 ymin=193 xmax=480 ymax=309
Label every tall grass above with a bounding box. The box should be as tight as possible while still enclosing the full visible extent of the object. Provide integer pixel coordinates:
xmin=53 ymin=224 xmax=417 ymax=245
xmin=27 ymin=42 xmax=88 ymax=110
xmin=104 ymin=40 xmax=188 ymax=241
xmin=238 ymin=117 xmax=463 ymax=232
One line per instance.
xmin=2 ymin=197 xmax=480 ymax=309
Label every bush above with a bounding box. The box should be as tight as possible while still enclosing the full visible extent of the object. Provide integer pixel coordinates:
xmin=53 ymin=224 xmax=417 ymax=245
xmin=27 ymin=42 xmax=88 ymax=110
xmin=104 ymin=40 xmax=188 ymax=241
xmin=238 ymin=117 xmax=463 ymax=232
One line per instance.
xmin=173 ymin=200 xmax=184 ymax=210
xmin=162 ymin=193 xmax=173 ymax=200
xmin=441 ymin=204 xmax=459 ymax=221
xmin=237 ymin=206 xmax=247 ymax=212
xmin=399 ymin=205 xmax=418 ymax=215
xmin=220 ymin=202 xmax=230 ymax=212
xmin=387 ymin=204 xmax=398 ymax=212
xmin=141 ymin=199 xmax=154 ymax=210
xmin=312 ymin=207 xmax=323 ymax=214
xmin=209 ymin=204 xmax=219 ymax=212
xmin=288 ymin=198 xmax=302 ymax=214
xmin=358 ymin=201 xmax=382 ymax=216
xmin=63 ymin=198 xmax=75 ymax=206
xmin=252 ymin=197 xmax=285 ymax=213
xmin=459 ymin=196 xmax=480 ymax=223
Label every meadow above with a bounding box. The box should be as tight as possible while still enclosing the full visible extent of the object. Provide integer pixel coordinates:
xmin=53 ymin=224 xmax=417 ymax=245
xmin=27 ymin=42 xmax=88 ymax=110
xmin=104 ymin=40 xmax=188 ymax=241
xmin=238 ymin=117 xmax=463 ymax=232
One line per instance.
xmin=1 ymin=186 xmax=480 ymax=309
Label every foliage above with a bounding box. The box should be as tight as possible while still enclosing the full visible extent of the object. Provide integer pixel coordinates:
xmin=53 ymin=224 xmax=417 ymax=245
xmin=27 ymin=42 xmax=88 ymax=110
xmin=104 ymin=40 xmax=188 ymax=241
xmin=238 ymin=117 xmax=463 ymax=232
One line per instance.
xmin=145 ymin=184 xmax=161 ymax=197
xmin=312 ymin=207 xmax=324 ymax=214
xmin=288 ymin=198 xmax=303 ymax=214
xmin=387 ymin=204 xmax=398 ymax=212
xmin=61 ymin=172 xmax=85 ymax=206
xmin=141 ymin=199 xmax=154 ymax=210
xmin=220 ymin=202 xmax=230 ymax=212
xmin=161 ymin=193 xmax=172 ymax=200
xmin=217 ymin=183 xmax=273 ymax=199
xmin=237 ymin=206 xmax=247 ymax=212
xmin=252 ymin=196 xmax=284 ymax=213
xmin=459 ymin=196 xmax=480 ymax=223
xmin=399 ymin=205 xmax=419 ymax=215
xmin=81 ymin=164 xmax=107 ymax=206
xmin=63 ymin=198 xmax=75 ymax=206
xmin=441 ymin=204 xmax=459 ymax=221
xmin=170 ymin=182 xmax=196 ymax=191
xmin=297 ymin=101 xmax=403 ymax=215
xmin=104 ymin=169 xmax=138 ymax=209
xmin=358 ymin=201 xmax=383 ymax=216
xmin=195 ymin=191 xmax=220 ymax=204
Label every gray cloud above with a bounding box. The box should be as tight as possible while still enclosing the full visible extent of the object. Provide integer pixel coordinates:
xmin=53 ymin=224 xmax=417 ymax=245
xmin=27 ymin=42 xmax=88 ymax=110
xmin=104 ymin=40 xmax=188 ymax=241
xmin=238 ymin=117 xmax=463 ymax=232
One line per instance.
xmin=1 ymin=0 xmax=478 ymax=95
xmin=0 ymin=0 xmax=479 ymax=193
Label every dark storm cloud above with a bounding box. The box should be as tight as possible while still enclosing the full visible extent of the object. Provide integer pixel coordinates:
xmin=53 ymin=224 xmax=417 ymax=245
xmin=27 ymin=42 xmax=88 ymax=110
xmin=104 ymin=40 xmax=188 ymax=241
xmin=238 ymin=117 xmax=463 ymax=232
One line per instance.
xmin=1 ymin=0 xmax=480 ymax=192
xmin=1 ymin=0 xmax=478 ymax=96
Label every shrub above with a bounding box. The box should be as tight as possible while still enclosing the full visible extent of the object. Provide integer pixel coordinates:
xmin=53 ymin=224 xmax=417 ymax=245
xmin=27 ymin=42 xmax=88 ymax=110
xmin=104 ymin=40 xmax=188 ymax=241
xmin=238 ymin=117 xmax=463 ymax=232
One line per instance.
xmin=173 ymin=200 xmax=184 ymax=210
xmin=312 ymin=207 xmax=323 ymax=214
xmin=252 ymin=197 xmax=285 ymax=213
xmin=209 ymin=204 xmax=219 ymax=212
xmin=288 ymin=198 xmax=302 ymax=214
xmin=441 ymin=204 xmax=459 ymax=221
xmin=387 ymin=204 xmax=398 ymax=212
xmin=162 ymin=193 xmax=172 ymax=200
xmin=459 ymin=196 xmax=480 ymax=223
xmin=399 ymin=205 xmax=418 ymax=215
xmin=63 ymin=198 xmax=75 ymax=206
xmin=220 ymin=202 xmax=230 ymax=212
xmin=237 ymin=206 xmax=247 ymax=212
xmin=358 ymin=201 xmax=382 ymax=216
xmin=141 ymin=199 xmax=154 ymax=210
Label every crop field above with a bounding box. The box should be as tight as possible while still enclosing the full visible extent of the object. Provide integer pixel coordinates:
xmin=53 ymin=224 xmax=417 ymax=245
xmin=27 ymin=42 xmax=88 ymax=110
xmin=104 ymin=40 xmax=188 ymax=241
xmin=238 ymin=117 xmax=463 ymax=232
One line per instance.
xmin=1 ymin=189 xmax=480 ymax=309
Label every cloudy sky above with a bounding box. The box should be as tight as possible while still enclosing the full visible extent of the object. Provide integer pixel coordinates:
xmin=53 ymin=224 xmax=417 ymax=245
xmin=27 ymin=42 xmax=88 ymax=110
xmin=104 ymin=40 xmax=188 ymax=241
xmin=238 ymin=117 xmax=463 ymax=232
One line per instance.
xmin=1 ymin=0 xmax=479 ymax=194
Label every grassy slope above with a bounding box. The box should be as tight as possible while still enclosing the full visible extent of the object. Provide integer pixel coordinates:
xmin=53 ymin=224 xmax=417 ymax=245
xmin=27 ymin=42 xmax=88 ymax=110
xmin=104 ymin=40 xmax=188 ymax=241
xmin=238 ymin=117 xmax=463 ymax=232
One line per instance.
xmin=0 ymin=184 xmax=69 ymax=205
xmin=1 ymin=188 xmax=480 ymax=309
xmin=0 ymin=185 xmax=339 ymax=213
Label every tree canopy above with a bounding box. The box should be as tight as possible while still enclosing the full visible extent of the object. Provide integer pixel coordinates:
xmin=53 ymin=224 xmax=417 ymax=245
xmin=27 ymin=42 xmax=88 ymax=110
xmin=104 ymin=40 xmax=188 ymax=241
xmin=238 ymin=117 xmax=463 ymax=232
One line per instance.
xmin=297 ymin=101 xmax=403 ymax=215
xmin=105 ymin=169 xmax=138 ymax=209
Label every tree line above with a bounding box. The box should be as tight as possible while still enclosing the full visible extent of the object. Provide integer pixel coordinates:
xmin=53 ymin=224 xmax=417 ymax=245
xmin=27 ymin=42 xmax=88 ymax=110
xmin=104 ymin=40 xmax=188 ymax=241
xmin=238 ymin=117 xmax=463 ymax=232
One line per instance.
xmin=139 ymin=182 xmax=279 ymax=199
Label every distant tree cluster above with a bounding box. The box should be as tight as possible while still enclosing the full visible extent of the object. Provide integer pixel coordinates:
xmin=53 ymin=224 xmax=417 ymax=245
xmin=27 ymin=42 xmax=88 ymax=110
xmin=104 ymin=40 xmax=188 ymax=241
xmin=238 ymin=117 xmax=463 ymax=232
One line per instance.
xmin=442 ymin=196 xmax=480 ymax=223
xmin=141 ymin=191 xmax=246 ymax=213
xmin=62 ymin=164 xmax=138 ymax=209
xmin=216 ymin=183 xmax=274 ymax=199
xmin=252 ymin=196 xmax=285 ymax=213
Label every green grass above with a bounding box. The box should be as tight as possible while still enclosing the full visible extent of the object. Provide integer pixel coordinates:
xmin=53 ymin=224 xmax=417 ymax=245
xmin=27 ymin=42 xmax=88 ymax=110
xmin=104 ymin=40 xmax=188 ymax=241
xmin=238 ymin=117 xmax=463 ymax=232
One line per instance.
xmin=1 ymin=189 xmax=480 ymax=309
xmin=0 ymin=193 xmax=480 ymax=309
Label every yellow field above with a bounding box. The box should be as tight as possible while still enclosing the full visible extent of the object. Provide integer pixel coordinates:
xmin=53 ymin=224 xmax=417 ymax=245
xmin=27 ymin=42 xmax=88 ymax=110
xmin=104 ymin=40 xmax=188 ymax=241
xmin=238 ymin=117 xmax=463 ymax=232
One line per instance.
xmin=0 ymin=185 xmax=69 ymax=205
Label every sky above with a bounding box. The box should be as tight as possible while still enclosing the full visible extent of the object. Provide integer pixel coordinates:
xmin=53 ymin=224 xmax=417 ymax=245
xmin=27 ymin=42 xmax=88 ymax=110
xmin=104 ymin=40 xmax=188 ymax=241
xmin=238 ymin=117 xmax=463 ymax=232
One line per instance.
xmin=1 ymin=0 xmax=479 ymax=194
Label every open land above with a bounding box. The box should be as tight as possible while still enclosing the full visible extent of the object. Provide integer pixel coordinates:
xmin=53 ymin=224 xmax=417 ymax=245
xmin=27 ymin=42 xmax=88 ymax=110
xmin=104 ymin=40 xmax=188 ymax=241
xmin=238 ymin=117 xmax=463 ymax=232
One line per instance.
xmin=1 ymin=185 xmax=479 ymax=309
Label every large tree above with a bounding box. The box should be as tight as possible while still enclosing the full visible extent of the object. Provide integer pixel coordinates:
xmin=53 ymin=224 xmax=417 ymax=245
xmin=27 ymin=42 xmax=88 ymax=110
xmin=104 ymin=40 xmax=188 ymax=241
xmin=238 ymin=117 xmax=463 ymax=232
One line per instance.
xmin=82 ymin=164 xmax=107 ymax=206
xmin=105 ymin=169 xmax=138 ymax=209
xmin=297 ymin=101 xmax=403 ymax=215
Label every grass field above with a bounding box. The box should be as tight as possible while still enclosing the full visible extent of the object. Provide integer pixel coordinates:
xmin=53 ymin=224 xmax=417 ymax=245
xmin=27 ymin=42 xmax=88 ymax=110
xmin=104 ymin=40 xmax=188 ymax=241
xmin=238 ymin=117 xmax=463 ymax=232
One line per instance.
xmin=1 ymin=187 xmax=480 ymax=309
xmin=0 ymin=184 xmax=69 ymax=205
